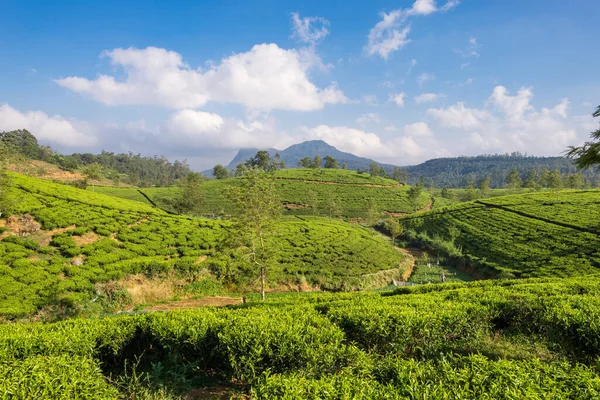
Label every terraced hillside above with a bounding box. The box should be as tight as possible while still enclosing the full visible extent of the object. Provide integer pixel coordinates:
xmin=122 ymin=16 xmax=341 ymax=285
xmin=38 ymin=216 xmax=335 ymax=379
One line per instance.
xmin=3 ymin=276 xmax=600 ymax=398
xmin=0 ymin=173 xmax=403 ymax=319
xmin=93 ymin=168 xmax=431 ymax=218
xmin=401 ymin=190 xmax=600 ymax=278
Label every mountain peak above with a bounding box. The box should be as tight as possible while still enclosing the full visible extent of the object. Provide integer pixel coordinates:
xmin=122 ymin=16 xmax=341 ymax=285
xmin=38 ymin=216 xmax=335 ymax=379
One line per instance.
xmin=222 ymin=140 xmax=399 ymax=172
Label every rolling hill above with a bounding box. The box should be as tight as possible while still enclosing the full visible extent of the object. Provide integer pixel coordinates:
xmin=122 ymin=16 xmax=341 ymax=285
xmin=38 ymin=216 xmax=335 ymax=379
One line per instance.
xmin=219 ymin=140 xmax=598 ymax=188
xmin=94 ymin=168 xmax=432 ymax=218
xmin=0 ymin=173 xmax=404 ymax=319
xmin=399 ymin=190 xmax=600 ymax=278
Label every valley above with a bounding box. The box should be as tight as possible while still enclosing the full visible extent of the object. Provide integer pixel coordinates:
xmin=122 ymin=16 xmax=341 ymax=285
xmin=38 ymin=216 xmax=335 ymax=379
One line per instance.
xmin=1 ymin=131 xmax=600 ymax=398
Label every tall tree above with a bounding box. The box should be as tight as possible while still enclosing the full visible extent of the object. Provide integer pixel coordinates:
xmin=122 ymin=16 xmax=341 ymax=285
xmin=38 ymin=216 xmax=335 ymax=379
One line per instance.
xmin=464 ymin=181 xmax=479 ymax=201
xmin=565 ymin=173 xmax=584 ymax=189
xmin=369 ymin=162 xmax=380 ymax=177
xmin=567 ymin=105 xmax=600 ymax=169
xmin=233 ymin=163 xmax=248 ymax=177
xmin=539 ymin=169 xmax=551 ymax=188
xmin=83 ymin=163 xmax=103 ymax=192
xmin=298 ymin=157 xmax=313 ymax=168
xmin=392 ymin=167 xmax=408 ymax=184
xmin=407 ymin=182 xmax=423 ymax=212
xmin=479 ymin=176 xmax=491 ymax=198
xmin=167 ymin=172 xmax=205 ymax=215
xmin=213 ymin=164 xmax=229 ymax=179
xmin=548 ymin=170 xmax=564 ymax=190
xmin=313 ymin=155 xmax=322 ymax=169
xmin=226 ymin=168 xmax=281 ymax=300
xmin=385 ymin=214 xmax=403 ymax=246
xmin=341 ymin=163 xmax=348 ymax=170
xmin=524 ymin=169 xmax=538 ymax=189
xmin=245 ymin=151 xmax=274 ymax=172
xmin=506 ymin=168 xmax=522 ymax=190
xmin=0 ymin=129 xmax=40 ymax=159
xmin=365 ymin=198 xmax=380 ymax=228
xmin=323 ymin=155 xmax=339 ymax=169
xmin=273 ymin=153 xmax=286 ymax=170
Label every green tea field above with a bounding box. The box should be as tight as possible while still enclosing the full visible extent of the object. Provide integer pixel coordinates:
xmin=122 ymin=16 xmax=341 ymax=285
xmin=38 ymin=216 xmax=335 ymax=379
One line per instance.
xmin=0 ymin=173 xmax=404 ymax=319
xmin=92 ymin=168 xmax=431 ymax=218
xmin=2 ymin=276 xmax=600 ymax=398
xmin=400 ymin=190 xmax=600 ymax=278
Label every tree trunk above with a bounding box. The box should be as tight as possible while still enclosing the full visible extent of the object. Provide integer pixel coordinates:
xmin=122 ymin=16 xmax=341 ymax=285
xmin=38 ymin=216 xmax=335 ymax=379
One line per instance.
xmin=261 ymin=264 xmax=265 ymax=301
xmin=260 ymin=235 xmax=265 ymax=301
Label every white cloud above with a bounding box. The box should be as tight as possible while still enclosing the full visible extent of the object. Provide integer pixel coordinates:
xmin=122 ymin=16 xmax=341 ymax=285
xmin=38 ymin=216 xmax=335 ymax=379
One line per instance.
xmin=362 ymin=95 xmax=380 ymax=105
xmin=428 ymin=102 xmax=491 ymax=130
xmin=408 ymin=58 xmax=418 ymax=73
xmin=454 ymin=36 xmax=480 ymax=58
xmin=0 ymin=104 xmax=97 ymax=148
xmin=166 ymin=109 xmax=224 ymax=134
xmin=442 ymin=0 xmax=461 ymax=11
xmin=157 ymin=109 xmax=294 ymax=154
xmin=356 ymin=113 xmax=381 ymax=125
xmin=297 ymin=124 xmax=431 ymax=160
xmin=389 ymin=92 xmax=406 ymax=107
xmin=415 ymin=93 xmax=442 ymax=103
xmin=55 ymin=45 xmax=348 ymax=111
xmin=384 ymin=124 xmax=398 ymax=131
xmin=410 ymin=0 xmax=437 ymax=15
xmin=404 ymin=122 xmax=433 ymax=137
xmin=378 ymin=80 xmax=394 ymax=88
xmin=366 ymin=0 xmax=460 ymax=59
xmin=320 ymin=82 xmax=351 ymax=104
xmin=428 ymin=86 xmax=581 ymax=155
xmin=366 ymin=12 xmax=411 ymax=60
xmin=417 ymin=73 xmax=435 ymax=87
xmin=290 ymin=13 xmax=330 ymax=44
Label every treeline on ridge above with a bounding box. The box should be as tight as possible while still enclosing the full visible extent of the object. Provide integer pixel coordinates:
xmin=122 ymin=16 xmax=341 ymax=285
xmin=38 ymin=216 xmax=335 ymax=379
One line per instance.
xmin=0 ymin=129 xmax=192 ymax=187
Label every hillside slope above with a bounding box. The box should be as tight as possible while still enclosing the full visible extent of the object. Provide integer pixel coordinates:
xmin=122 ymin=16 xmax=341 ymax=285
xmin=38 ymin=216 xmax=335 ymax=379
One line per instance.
xmin=400 ymin=190 xmax=600 ymax=278
xmin=0 ymin=173 xmax=404 ymax=319
xmin=403 ymin=154 xmax=599 ymax=187
xmin=101 ymin=169 xmax=430 ymax=218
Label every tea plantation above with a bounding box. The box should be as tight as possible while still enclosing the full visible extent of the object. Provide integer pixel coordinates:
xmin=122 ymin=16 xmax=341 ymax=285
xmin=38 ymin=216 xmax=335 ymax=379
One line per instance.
xmin=93 ymin=168 xmax=431 ymax=218
xmin=0 ymin=173 xmax=403 ymax=319
xmin=2 ymin=276 xmax=600 ymax=398
xmin=400 ymin=189 xmax=600 ymax=278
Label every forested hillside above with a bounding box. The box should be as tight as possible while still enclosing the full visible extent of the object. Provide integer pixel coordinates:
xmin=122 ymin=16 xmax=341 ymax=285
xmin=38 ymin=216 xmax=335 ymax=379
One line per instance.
xmin=404 ymin=153 xmax=599 ymax=188
xmin=0 ymin=129 xmax=192 ymax=186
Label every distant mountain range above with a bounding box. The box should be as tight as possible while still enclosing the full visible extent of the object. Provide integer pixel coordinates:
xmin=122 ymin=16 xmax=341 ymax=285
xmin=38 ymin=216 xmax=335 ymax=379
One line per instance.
xmin=218 ymin=140 xmax=599 ymax=188
xmin=224 ymin=140 xmax=399 ymax=173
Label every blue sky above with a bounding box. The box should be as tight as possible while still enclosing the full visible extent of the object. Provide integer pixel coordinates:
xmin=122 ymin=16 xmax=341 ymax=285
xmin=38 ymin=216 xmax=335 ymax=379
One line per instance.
xmin=1 ymin=0 xmax=599 ymax=169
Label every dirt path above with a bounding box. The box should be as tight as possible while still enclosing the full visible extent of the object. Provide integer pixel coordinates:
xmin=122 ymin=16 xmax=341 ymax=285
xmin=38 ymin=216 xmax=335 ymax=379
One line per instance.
xmin=395 ymin=247 xmax=428 ymax=280
xmin=143 ymin=296 xmax=242 ymax=311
